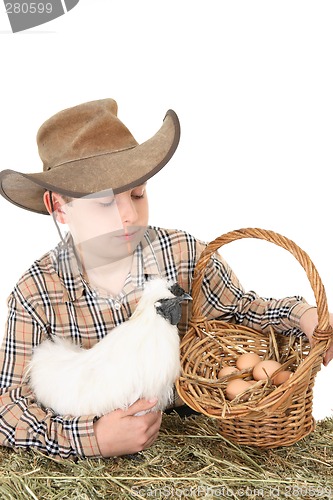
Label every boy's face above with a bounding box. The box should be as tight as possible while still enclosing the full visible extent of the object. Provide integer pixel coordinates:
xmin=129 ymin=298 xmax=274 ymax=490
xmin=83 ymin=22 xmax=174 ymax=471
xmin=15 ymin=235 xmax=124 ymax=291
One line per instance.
xmin=55 ymin=184 xmax=149 ymax=265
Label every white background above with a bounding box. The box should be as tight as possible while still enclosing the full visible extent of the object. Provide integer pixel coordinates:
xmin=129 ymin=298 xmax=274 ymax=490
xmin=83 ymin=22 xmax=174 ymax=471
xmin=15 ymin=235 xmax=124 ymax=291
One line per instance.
xmin=0 ymin=0 xmax=332 ymax=420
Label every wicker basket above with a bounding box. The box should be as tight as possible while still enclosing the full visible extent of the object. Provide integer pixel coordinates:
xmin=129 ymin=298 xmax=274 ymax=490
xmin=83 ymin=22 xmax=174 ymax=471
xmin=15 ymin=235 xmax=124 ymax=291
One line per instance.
xmin=176 ymin=228 xmax=333 ymax=448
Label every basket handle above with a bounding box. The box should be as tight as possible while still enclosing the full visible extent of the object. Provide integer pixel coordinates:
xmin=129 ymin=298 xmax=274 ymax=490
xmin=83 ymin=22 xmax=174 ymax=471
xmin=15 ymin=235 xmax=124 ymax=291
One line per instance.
xmin=191 ymin=227 xmax=333 ymax=343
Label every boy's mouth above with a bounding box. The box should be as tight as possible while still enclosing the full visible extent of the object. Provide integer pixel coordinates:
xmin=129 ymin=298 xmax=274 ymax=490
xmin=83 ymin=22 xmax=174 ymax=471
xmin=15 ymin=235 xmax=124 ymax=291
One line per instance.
xmin=114 ymin=228 xmax=142 ymax=241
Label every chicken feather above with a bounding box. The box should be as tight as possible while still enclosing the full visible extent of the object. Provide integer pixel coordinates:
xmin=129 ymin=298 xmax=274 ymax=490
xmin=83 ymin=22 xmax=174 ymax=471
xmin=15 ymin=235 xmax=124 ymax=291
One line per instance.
xmin=25 ymin=278 xmax=191 ymax=417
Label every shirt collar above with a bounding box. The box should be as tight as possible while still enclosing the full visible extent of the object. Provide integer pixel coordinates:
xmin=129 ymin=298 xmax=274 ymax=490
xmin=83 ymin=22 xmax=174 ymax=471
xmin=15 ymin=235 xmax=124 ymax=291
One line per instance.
xmin=120 ymin=227 xmax=161 ymax=297
xmin=49 ymin=233 xmax=84 ymax=302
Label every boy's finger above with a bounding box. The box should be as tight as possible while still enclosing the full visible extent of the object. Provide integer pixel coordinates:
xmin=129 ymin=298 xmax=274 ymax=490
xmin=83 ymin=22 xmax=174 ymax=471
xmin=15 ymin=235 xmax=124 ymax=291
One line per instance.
xmin=124 ymin=398 xmax=158 ymax=416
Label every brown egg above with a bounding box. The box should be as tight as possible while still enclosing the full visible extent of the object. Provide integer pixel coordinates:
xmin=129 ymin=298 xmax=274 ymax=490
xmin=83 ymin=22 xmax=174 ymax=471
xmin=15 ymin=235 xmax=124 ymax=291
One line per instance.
xmin=225 ymin=379 xmax=253 ymax=400
xmin=236 ymin=352 xmax=261 ymax=371
xmin=272 ymin=370 xmax=292 ymax=385
xmin=253 ymin=360 xmax=282 ymax=381
xmin=218 ymin=366 xmax=240 ymax=378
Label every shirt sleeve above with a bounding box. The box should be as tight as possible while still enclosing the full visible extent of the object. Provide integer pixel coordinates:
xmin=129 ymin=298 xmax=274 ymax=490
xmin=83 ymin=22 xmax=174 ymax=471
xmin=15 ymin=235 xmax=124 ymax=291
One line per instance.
xmin=196 ymin=249 xmax=314 ymax=336
xmin=0 ymin=294 xmax=101 ymax=459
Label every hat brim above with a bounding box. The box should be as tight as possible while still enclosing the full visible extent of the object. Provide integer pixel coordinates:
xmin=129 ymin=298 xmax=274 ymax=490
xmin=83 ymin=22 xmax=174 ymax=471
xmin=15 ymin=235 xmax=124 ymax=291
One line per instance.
xmin=0 ymin=109 xmax=180 ymax=215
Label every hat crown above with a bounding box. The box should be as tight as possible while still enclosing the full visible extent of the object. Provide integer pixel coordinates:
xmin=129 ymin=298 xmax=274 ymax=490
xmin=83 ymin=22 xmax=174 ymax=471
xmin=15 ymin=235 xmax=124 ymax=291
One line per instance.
xmin=37 ymin=98 xmax=138 ymax=171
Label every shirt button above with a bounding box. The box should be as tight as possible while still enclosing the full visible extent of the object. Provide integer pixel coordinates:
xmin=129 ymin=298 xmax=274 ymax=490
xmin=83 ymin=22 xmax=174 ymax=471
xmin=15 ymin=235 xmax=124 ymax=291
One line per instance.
xmin=114 ymin=301 xmax=121 ymax=311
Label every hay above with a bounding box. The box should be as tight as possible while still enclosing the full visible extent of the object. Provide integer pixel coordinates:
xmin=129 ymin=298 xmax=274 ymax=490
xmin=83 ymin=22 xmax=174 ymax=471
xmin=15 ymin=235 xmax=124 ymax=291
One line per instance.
xmin=0 ymin=413 xmax=332 ymax=500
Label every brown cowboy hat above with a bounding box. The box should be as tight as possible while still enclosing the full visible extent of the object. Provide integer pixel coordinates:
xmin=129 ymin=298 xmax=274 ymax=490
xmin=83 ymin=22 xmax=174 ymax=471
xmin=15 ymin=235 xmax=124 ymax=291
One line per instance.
xmin=0 ymin=98 xmax=180 ymax=215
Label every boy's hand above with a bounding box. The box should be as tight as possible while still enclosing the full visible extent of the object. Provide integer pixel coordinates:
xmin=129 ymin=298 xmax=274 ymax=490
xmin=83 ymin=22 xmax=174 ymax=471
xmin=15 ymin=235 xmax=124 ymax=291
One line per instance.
xmin=93 ymin=398 xmax=162 ymax=457
xmin=300 ymin=309 xmax=333 ymax=366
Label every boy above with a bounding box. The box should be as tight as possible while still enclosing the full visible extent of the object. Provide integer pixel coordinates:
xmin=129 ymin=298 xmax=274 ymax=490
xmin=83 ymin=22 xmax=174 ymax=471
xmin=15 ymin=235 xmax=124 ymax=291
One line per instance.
xmin=0 ymin=98 xmax=331 ymax=459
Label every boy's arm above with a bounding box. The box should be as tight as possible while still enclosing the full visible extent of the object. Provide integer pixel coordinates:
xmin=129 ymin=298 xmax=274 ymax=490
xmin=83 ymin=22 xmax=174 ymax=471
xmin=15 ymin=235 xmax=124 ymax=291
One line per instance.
xmin=198 ymin=251 xmax=315 ymax=336
xmin=0 ymin=294 xmax=101 ymax=459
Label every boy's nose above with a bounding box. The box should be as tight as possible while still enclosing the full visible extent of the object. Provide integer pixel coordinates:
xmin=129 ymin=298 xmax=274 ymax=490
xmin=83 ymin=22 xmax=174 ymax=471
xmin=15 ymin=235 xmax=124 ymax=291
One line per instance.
xmin=116 ymin=195 xmax=138 ymax=226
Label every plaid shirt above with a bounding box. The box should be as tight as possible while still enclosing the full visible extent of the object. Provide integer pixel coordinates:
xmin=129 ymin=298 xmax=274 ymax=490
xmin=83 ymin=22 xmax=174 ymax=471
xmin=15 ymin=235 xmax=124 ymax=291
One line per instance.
xmin=0 ymin=226 xmax=311 ymax=459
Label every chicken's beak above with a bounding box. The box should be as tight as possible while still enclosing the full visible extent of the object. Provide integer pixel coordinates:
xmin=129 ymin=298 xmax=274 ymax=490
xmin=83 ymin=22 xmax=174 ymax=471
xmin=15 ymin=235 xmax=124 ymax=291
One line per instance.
xmin=179 ymin=293 xmax=192 ymax=302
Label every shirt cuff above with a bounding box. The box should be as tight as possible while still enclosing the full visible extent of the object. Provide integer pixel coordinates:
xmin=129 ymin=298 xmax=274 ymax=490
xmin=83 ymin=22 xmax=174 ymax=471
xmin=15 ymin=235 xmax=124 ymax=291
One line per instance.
xmin=289 ymin=302 xmax=316 ymax=330
xmin=66 ymin=415 xmax=102 ymax=458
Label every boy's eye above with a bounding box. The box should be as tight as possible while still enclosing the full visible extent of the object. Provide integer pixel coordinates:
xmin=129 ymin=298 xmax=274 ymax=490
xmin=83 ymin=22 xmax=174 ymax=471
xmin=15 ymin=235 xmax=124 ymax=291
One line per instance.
xmin=98 ymin=199 xmax=115 ymax=208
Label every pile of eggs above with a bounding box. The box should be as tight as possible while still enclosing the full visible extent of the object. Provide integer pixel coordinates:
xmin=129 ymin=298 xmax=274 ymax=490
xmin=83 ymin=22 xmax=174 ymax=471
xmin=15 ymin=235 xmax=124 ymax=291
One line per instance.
xmin=218 ymin=352 xmax=293 ymax=401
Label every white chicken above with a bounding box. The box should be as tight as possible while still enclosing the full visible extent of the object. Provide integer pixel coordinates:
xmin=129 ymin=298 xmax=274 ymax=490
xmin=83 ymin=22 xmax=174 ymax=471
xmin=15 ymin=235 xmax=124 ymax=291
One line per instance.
xmin=26 ymin=278 xmax=191 ymax=417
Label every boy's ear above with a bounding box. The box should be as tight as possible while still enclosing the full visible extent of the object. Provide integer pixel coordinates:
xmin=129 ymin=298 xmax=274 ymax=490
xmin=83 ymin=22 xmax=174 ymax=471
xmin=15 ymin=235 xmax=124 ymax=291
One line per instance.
xmin=43 ymin=192 xmax=67 ymax=224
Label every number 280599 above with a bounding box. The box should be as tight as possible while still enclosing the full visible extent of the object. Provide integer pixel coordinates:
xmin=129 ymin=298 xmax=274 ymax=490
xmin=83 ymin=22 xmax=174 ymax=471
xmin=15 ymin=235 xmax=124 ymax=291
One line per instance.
xmin=5 ymin=3 xmax=53 ymax=14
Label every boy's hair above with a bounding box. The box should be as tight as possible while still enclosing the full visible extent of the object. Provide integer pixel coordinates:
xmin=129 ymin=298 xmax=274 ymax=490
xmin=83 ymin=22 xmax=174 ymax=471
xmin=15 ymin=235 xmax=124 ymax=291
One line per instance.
xmin=59 ymin=194 xmax=73 ymax=205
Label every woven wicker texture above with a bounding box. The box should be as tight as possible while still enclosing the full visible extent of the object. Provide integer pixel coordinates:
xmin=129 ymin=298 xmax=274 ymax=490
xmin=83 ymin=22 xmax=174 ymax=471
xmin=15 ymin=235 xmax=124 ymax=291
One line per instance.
xmin=176 ymin=228 xmax=333 ymax=448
